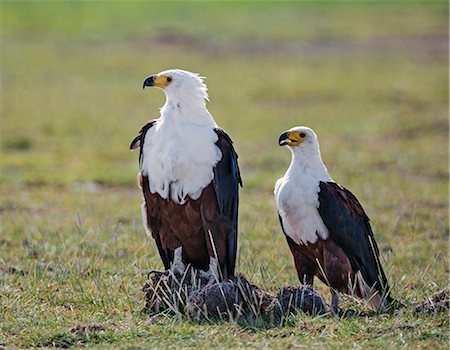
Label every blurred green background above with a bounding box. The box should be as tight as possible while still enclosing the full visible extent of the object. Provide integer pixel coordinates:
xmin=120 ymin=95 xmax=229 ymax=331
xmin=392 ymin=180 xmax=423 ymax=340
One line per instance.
xmin=1 ymin=1 xmax=448 ymax=348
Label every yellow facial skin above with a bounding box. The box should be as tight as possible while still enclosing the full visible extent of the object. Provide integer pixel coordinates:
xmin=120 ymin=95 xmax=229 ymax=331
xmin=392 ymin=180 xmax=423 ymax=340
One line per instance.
xmin=279 ymin=131 xmax=308 ymax=146
xmin=153 ymin=75 xmax=173 ymax=88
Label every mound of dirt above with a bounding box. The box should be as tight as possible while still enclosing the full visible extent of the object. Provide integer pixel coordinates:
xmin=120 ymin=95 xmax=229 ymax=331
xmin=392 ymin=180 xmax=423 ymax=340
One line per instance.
xmin=143 ymin=271 xmax=450 ymax=322
xmin=142 ymin=268 xmax=328 ymax=321
xmin=142 ymin=268 xmax=211 ymax=315
xmin=277 ymin=285 xmax=328 ymax=316
xmin=415 ymin=287 xmax=450 ymax=314
xmin=186 ymin=276 xmax=277 ymax=320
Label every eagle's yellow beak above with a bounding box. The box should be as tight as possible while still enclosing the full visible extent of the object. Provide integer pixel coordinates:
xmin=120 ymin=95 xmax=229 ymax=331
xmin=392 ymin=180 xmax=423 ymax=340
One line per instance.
xmin=143 ymin=75 xmax=173 ymax=89
xmin=278 ymin=131 xmax=307 ymax=146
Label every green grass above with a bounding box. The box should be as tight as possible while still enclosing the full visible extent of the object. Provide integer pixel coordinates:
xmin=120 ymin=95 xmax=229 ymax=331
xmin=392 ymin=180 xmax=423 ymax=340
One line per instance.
xmin=1 ymin=1 xmax=448 ymax=349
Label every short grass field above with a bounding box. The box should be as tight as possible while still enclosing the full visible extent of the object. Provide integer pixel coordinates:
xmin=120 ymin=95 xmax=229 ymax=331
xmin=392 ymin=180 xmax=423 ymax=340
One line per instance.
xmin=1 ymin=1 xmax=448 ymax=349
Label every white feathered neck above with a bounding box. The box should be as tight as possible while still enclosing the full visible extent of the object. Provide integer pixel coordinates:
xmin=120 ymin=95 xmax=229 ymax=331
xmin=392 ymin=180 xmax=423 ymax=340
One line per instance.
xmin=275 ymin=128 xmax=333 ymax=245
xmin=284 ymin=141 xmax=332 ymax=182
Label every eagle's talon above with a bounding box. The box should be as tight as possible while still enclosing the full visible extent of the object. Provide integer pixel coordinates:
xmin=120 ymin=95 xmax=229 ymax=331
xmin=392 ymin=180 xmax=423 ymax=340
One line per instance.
xmin=168 ymin=246 xmax=186 ymax=279
xmin=147 ymin=269 xmax=163 ymax=279
xmin=199 ymin=257 xmax=220 ymax=286
xmin=330 ymin=292 xmax=339 ymax=316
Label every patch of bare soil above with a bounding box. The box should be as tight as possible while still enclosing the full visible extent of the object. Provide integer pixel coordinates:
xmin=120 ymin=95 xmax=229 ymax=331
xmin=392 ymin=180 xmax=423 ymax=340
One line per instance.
xmin=70 ymin=323 xmax=105 ymax=335
xmin=0 ymin=264 xmax=26 ymax=276
xmin=415 ymin=287 xmax=450 ymax=314
xmin=134 ymin=31 xmax=448 ymax=60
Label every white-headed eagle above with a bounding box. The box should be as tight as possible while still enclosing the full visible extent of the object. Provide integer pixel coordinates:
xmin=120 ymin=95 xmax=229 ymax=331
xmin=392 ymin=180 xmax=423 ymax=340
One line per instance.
xmin=130 ymin=69 xmax=241 ymax=282
xmin=275 ymin=126 xmax=393 ymax=312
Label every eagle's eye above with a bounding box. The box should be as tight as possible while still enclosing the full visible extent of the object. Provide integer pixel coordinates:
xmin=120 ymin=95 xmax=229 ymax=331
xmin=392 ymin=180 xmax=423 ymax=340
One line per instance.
xmin=300 ymin=132 xmax=306 ymax=138
xmin=167 ymin=76 xmax=173 ymax=83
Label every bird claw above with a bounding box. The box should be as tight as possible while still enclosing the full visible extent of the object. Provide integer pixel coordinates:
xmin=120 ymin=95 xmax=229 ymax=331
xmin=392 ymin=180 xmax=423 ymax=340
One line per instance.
xmin=330 ymin=292 xmax=339 ymax=316
xmin=199 ymin=257 xmax=220 ymax=285
xmin=199 ymin=270 xmax=218 ymax=286
xmin=147 ymin=269 xmax=163 ymax=279
xmin=169 ymin=264 xmax=186 ymax=277
xmin=167 ymin=246 xmax=186 ymax=278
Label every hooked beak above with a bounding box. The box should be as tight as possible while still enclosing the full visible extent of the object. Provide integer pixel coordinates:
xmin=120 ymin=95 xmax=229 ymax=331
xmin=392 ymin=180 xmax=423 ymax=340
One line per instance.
xmin=278 ymin=132 xmax=290 ymax=146
xmin=143 ymin=76 xmax=155 ymax=89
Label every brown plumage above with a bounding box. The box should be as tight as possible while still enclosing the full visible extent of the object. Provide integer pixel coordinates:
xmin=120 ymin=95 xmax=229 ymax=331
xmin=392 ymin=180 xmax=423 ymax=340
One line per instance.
xmin=285 ymin=235 xmax=352 ymax=289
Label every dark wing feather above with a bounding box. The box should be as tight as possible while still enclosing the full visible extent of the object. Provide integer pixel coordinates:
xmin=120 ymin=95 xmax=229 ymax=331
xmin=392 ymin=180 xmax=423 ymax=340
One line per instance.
xmin=131 ymin=120 xmax=171 ymax=269
xmin=278 ymin=214 xmax=286 ymax=234
xmin=213 ymin=128 xmax=242 ymax=277
xmin=129 ymin=120 xmax=157 ymax=166
xmin=318 ymin=182 xmax=389 ymax=295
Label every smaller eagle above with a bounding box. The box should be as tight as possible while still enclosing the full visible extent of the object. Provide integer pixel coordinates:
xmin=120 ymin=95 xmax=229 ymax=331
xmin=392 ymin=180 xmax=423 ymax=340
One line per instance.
xmin=130 ymin=69 xmax=241 ymax=283
xmin=275 ymin=126 xmax=393 ymax=313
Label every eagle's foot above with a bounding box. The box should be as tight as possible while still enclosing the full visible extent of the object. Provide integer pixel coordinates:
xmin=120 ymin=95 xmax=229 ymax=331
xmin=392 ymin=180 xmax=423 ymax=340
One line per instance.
xmin=199 ymin=257 xmax=220 ymax=285
xmin=169 ymin=261 xmax=186 ymax=277
xmin=168 ymin=247 xmax=186 ymax=279
xmin=330 ymin=291 xmax=339 ymax=316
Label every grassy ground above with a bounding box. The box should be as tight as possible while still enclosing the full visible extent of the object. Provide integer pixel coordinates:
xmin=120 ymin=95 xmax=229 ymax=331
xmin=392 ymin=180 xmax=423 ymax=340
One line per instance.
xmin=1 ymin=1 xmax=448 ymax=349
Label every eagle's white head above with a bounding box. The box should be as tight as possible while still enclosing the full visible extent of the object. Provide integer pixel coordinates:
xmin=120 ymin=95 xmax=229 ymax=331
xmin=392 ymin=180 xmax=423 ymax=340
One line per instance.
xmin=278 ymin=126 xmax=332 ymax=181
xmin=143 ymin=69 xmax=208 ymax=107
xmin=278 ymin=126 xmax=320 ymax=153
xmin=140 ymin=69 xmax=220 ymax=203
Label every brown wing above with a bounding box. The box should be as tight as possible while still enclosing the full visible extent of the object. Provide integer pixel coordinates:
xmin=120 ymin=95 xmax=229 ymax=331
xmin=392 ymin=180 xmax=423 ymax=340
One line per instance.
xmin=211 ymin=128 xmax=242 ymax=277
xmin=318 ymin=182 xmax=391 ymax=300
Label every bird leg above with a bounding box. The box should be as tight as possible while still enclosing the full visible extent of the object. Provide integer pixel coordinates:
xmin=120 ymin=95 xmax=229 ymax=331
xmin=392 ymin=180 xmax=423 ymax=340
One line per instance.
xmin=168 ymin=247 xmax=186 ymax=278
xmin=199 ymin=257 xmax=220 ymax=285
xmin=330 ymin=290 xmax=339 ymax=316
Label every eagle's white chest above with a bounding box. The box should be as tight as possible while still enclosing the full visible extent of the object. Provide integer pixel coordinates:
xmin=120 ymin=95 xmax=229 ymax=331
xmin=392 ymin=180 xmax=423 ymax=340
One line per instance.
xmin=141 ymin=119 xmax=222 ymax=204
xmin=275 ymin=173 xmax=330 ymax=245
